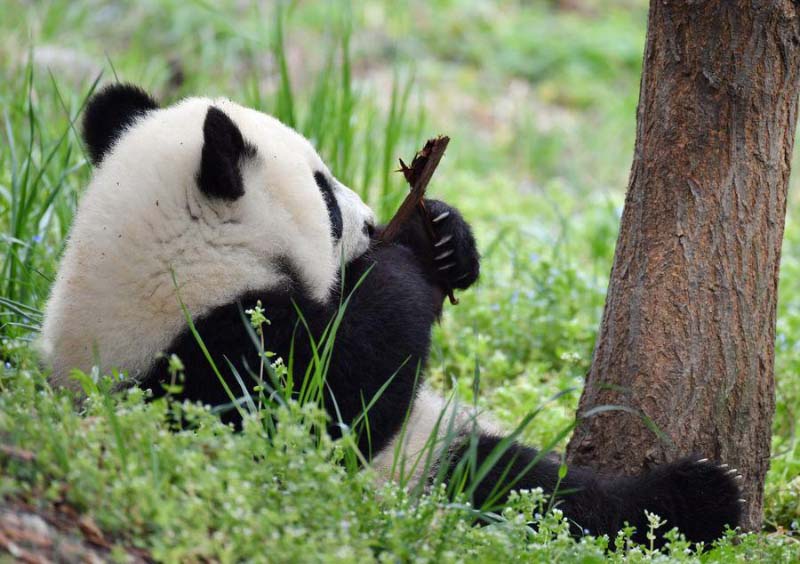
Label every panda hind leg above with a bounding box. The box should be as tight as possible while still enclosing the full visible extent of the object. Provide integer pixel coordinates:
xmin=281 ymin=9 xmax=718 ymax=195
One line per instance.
xmin=608 ymin=456 xmax=743 ymax=547
xmin=444 ymin=436 xmax=742 ymax=548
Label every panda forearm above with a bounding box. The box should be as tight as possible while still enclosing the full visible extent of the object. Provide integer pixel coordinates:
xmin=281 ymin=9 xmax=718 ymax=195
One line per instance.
xmin=292 ymin=243 xmax=443 ymax=456
xmin=339 ymin=242 xmax=445 ymax=328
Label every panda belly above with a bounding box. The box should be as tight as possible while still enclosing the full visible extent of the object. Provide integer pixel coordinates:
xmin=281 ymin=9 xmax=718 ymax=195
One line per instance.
xmin=368 ymin=386 xmax=504 ymax=486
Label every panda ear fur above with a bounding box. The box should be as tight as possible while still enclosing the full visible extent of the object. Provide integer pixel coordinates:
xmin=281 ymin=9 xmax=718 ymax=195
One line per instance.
xmin=82 ymin=83 xmax=159 ymax=166
xmin=197 ymin=106 xmax=256 ymax=201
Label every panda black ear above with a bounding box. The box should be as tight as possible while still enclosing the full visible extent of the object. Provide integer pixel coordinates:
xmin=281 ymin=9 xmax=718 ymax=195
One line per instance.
xmin=197 ymin=106 xmax=256 ymax=201
xmin=82 ymin=83 xmax=159 ymax=165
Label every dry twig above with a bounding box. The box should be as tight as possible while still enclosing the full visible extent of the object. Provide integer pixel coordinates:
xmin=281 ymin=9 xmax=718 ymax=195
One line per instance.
xmin=380 ymin=135 xmax=457 ymax=304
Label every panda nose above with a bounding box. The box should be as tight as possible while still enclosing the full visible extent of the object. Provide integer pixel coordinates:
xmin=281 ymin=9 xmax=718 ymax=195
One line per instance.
xmin=363 ymin=221 xmax=376 ymax=238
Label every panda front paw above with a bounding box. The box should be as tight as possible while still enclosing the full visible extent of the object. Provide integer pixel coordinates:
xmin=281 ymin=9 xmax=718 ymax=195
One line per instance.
xmin=423 ymin=200 xmax=480 ymax=291
xmin=387 ymin=199 xmax=480 ymax=292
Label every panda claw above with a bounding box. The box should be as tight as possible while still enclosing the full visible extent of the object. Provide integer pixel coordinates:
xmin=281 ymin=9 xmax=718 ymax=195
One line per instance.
xmin=438 ymin=262 xmax=457 ymax=272
xmin=738 ymin=498 xmax=747 ymax=504
xmin=696 ymin=458 xmax=709 ymax=464
xmin=719 ymin=463 xmax=729 ymax=469
xmin=435 ymin=235 xmax=453 ymax=247
xmin=735 ymin=475 xmax=744 ymax=481
xmin=726 ymin=468 xmax=738 ymax=476
xmin=435 ymin=249 xmax=455 ymax=261
xmin=455 ymin=272 xmax=470 ymax=281
xmin=432 ymin=211 xmax=450 ymax=223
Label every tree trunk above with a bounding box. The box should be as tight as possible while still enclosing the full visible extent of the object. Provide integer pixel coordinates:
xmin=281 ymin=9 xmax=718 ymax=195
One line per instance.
xmin=566 ymin=0 xmax=800 ymax=532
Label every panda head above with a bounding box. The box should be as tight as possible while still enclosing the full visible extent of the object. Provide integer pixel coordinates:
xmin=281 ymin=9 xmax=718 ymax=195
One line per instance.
xmin=82 ymin=83 xmax=376 ymax=283
xmin=40 ymin=84 xmax=375 ymax=385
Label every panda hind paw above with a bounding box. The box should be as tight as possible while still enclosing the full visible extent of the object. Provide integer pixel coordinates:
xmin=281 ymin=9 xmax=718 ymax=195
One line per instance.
xmin=645 ymin=456 xmax=744 ymax=544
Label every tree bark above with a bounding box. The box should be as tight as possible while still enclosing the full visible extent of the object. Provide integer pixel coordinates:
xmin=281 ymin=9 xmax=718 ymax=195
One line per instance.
xmin=566 ymin=0 xmax=800 ymax=531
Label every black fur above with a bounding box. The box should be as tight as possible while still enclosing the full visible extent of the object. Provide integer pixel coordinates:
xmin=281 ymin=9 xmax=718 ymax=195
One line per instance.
xmin=142 ymin=198 xmax=740 ymax=545
xmin=82 ymin=83 xmax=159 ymax=165
xmin=385 ymin=199 xmax=480 ymax=291
xmin=197 ymin=107 xmax=256 ymax=201
xmin=145 ymin=215 xmax=446 ymax=455
xmin=314 ymin=172 xmax=343 ymax=241
xmin=447 ymin=436 xmax=742 ymax=547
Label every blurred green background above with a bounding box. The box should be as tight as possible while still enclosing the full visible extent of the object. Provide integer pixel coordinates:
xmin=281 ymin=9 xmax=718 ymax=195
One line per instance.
xmin=1 ymin=0 xmax=798 ymax=560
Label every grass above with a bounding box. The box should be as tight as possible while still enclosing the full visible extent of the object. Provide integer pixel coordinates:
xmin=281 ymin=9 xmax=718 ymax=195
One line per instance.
xmin=1 ymin=0 xmax=799 ymax=561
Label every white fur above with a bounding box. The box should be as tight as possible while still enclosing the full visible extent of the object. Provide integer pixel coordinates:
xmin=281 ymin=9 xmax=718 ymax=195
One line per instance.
xmin=40 ymin=96 xmax=373 ymax=389
xmin=370 ymin=387 xmax=504 ymax=486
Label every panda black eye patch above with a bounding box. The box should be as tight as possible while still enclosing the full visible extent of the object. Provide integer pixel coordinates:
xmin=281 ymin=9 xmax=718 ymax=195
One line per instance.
xmin=314 ymin=171 xmax=343 ymax=241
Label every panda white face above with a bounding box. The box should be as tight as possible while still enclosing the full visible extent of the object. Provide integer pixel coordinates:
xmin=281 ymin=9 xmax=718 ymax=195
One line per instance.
xmin=39 ymin=85 xmax=375 ymax=388
xmin=199 ymin=100 xmax=376 ymax=275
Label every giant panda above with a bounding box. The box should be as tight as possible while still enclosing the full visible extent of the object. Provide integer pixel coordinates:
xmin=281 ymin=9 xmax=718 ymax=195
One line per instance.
xmin=40 ymin=83 xmax=742 ymax=547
